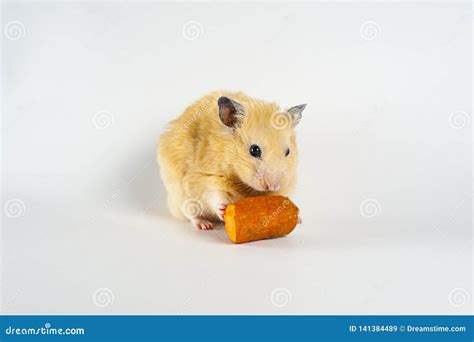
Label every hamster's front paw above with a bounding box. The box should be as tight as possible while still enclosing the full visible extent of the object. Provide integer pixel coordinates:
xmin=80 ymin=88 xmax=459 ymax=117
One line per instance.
xmin=205 ymin=191 xmax=231 ymax=222
xmin=191 ymin=218 xmax=214 ymax=230
xmin=216 ymin=199 xmax=230 ymax=222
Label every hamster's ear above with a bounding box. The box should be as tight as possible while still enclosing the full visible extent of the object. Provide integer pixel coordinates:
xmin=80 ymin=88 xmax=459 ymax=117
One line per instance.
xmin=218 ymin=96 xmax=244 ymax=128
xmin=287 ymin=104 xmax=306 ymax=126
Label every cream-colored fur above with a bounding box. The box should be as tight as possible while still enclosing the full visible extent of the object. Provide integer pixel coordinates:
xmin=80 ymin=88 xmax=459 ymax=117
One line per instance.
xmin=157 ymin=91 xmax=302 ymax=230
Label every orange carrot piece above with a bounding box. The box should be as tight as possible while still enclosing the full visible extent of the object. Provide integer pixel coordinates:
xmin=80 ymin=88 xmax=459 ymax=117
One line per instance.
xmin=224 ymin=196 xmax=299 ymax=244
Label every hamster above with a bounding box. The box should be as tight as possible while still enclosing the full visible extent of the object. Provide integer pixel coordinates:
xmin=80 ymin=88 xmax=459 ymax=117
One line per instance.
xmin=157 ymin=91 xmax=305 ymax=230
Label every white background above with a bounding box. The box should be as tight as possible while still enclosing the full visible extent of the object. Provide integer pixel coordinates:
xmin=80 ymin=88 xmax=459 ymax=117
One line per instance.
xmin=2 ymin=1 xmax=472 ymax=314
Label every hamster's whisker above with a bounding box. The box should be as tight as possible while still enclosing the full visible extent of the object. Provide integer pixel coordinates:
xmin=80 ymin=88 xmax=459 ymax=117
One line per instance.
xmin=234 ymin=178 xmax=259 ymax=195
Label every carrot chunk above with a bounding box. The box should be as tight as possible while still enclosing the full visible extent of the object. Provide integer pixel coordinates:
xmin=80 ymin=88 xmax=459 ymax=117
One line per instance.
xmin=224 ymin=196 xmax=299 ymax=244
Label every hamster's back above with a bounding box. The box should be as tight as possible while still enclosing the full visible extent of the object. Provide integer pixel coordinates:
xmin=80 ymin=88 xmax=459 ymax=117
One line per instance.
xmin=157 ymin=91 xmax=247 ymax=200
xmin=158 ymin=91 xmax=250 ymax=175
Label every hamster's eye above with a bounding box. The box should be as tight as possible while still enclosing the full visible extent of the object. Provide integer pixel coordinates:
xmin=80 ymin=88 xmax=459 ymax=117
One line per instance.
xmin=249 ymin=144 xmax=262 ymax=158
xmin=285 ymin=148 xmax=290 ymax=157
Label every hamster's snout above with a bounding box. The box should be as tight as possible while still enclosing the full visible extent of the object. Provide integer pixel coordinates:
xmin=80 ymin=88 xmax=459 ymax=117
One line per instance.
xmin=265 ymin=182 xmax=281 ymax=192
xmin=262 ymin=174 xmax=282 ymax=192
